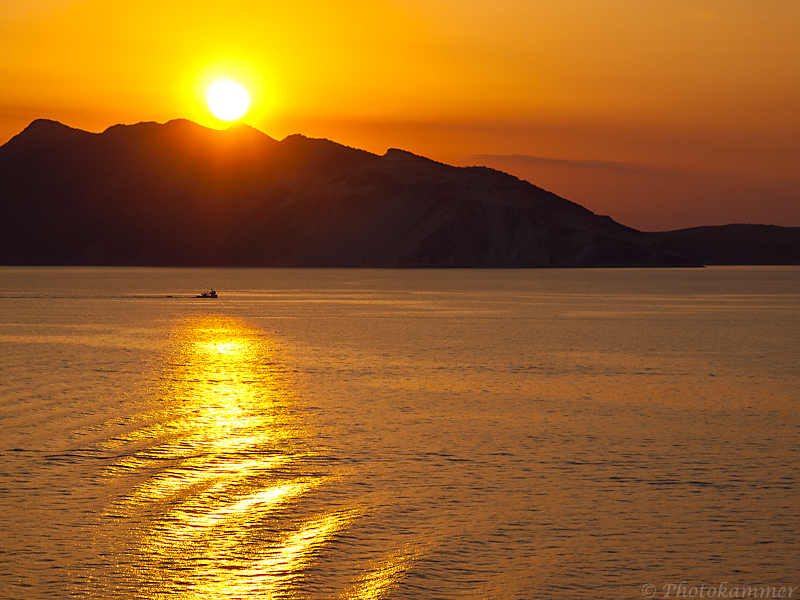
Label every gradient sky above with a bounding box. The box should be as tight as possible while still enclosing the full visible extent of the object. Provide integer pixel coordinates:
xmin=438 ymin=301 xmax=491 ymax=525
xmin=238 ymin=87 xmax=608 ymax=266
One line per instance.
xmin=2 ymin=0 xmax=798 ymax=230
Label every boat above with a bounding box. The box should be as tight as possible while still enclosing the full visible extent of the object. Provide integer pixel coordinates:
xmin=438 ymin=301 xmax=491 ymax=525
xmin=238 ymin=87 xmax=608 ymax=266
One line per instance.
xmin=196 ymin=289 xmax=218 ymax=298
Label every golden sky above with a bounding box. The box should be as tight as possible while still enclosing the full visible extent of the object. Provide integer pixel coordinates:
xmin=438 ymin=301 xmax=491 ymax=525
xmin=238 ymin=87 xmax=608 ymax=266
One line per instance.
xmin=2 ymin=0 xmax=799 ymax=230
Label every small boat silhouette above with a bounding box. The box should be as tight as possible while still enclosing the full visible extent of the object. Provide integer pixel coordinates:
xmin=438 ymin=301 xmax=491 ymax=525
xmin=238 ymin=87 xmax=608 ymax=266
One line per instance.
xmin=196 ymin=289 xmax=218 ymax=298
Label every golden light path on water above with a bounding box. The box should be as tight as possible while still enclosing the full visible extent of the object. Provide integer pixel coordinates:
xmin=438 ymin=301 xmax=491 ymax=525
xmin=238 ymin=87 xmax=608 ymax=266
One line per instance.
xmin=91 ymin=316 xmax=419 ymax=599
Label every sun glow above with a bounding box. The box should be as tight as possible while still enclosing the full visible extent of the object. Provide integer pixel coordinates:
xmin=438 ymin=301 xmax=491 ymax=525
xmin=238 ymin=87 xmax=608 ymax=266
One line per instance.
xmin=206 ymin=79 xmax=250 ymax=121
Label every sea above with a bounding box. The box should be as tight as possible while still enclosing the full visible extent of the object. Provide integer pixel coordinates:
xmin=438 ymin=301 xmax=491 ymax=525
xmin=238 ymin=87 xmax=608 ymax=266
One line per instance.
xmin=0 ymin=267 xmax=798 ymax=600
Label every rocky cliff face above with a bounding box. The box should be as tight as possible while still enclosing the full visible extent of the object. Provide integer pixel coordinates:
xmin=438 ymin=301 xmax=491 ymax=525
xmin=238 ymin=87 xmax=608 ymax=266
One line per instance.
xmin=0 ymin=119 xmax=696 ymax=267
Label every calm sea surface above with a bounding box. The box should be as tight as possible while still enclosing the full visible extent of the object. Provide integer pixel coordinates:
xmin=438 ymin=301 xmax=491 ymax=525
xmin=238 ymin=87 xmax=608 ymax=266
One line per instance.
xmin=0 ymin=267 xmax=798 ymax=599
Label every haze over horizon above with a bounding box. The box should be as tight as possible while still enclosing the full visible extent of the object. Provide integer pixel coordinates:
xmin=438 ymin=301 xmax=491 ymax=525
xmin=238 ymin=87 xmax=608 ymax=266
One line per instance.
xmin=2 ymin=0 xmax=799 ymax=231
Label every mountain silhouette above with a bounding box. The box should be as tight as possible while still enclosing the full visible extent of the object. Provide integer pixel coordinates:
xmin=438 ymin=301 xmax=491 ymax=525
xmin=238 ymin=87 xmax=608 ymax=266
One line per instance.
xmin=0 ymin=118 xmax=728 ymax=267
xmin=652 ymin=224 xmax=800 ymax=266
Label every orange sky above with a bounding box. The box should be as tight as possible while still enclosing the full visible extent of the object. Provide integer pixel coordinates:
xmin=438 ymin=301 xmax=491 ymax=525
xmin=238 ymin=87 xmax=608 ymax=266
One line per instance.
xmin=2 ymin=0 xmax=799 ymax=230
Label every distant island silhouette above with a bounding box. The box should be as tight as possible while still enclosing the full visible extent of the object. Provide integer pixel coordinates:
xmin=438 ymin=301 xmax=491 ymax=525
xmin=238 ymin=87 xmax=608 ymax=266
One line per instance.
xmin=1 ymin=119 xmax=797 ymax=267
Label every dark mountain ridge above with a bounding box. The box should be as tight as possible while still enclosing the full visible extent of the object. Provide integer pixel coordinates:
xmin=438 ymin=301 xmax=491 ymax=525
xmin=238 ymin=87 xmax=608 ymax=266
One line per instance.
xmin=652 ymin=224 xmax=800 ymax=266
xmin=0 ymin=118 xmax=761 ymax=267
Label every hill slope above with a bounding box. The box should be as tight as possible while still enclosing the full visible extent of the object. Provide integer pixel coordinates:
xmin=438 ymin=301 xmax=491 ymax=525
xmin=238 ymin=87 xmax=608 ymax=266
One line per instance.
xmin=652 ymin=225 xmax=800 ymax=265
xmin=0 ymin=119 xmax=697 ymax=267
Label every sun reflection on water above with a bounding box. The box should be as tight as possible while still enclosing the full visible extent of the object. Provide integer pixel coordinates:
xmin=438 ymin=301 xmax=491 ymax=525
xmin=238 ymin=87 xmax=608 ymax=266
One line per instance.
xmin=340 ymin=546 xmax=423 ymax=600
xmin=89 ymin=316 xmax=415 ymax=598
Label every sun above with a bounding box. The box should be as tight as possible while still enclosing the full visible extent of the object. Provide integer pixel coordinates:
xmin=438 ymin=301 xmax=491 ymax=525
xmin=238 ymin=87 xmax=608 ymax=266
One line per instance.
xmin=206 ymin=79 xmax=250 ymax=121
